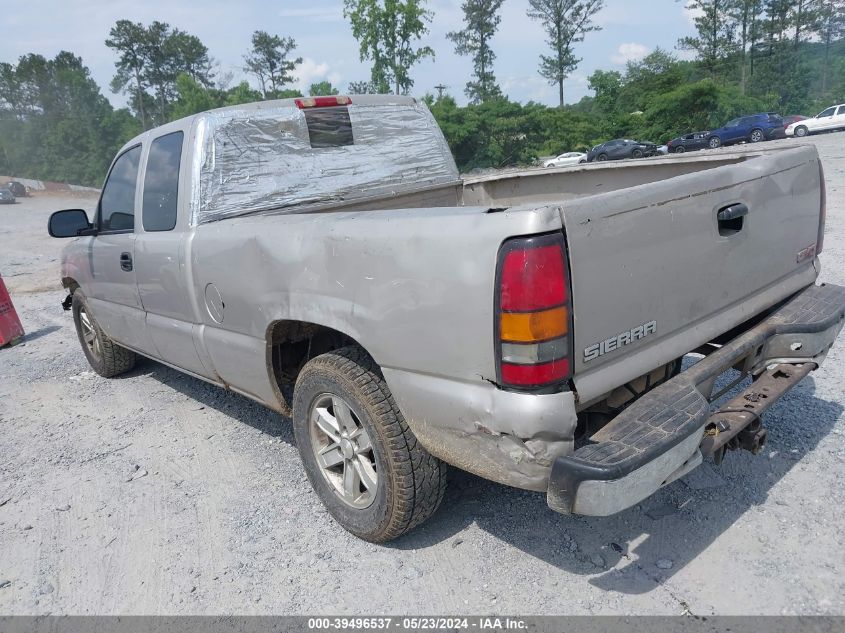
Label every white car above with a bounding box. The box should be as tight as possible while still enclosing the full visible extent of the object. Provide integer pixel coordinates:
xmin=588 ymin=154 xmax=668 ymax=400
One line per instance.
xmin=786 ymin=104 xmax=845 ymax=137
xmin=543 ymin=152 xmax=587 ymax=168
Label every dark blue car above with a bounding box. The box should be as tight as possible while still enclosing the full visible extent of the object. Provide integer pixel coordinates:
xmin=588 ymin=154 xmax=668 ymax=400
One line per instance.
xmin=706 ymin=113 xmax=785 ymax=149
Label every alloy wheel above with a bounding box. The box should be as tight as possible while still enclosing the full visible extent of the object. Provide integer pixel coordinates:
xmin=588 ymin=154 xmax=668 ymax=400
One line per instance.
xmin=78 ymin=306 xmax=102 ymax=361
xmin=309 ymin=393 xmax=378 ymax=509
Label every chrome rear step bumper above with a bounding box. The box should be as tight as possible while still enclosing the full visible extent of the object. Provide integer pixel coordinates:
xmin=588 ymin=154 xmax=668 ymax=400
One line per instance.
xmin=547 ymin=283 xmax=845 ymax=516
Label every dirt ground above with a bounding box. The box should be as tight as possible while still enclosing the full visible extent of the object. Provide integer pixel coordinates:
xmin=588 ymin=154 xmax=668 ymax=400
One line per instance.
xmin=1 ymin=134 xmax=845 ymax=616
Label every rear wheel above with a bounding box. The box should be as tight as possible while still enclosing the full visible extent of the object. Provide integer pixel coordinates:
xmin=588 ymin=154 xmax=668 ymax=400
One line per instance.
xmin=71 ymin=291 xmax=136 ymax=378
xmin=708 ymin=136 xmax=722 ymax=149
xmin=292 ymin=346 xmax=447 ymax=542
xmin=749 ymin=128 xmax=764 ymax=143
xmin=795 ymin=125 xmax=808 ymax=138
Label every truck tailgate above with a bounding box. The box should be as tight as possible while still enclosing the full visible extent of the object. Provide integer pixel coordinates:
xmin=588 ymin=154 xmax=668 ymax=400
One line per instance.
xmin=560 ymin=146 xmax=823 ymax=404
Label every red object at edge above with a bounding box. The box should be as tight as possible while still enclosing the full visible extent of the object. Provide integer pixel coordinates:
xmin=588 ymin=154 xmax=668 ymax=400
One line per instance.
xmin=0 ymin=274 xmax=25 ymax=347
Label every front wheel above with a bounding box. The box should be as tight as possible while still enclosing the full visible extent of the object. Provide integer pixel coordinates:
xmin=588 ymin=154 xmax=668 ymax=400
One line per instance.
xmin=708 ymin=136 xmax=722 ymax=149
xmin=795 ymin=125 xmax=808 ymax=138
xmin=674 ymin=146 xmax=686 ymax=153
xmin=597 ymin=153 xmax=608 ymax=161
xmin=71 ymin=291 xmax=136 ymax=378
xmin=632 ymin=148 xmax=644 ymax=159
xmin=292 ymin=346 xmax=447 ymax=542
xmin=749 ymin=128 xmax=764 ymax=143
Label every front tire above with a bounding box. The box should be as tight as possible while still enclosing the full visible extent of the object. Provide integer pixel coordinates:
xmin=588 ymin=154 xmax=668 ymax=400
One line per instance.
xmin=674 ymin=146 xmax=686 ymax=153
xmin=708 ymin=136 xmax=722 ymax=149
xmin=632 ymin=148 xmax=644 ymax=159
xmin=795 ymin=125 xmax=808 ymax=138
xmin=71 ymin=291 xmax=136 ymax=378
xmin=292 ymin=346 xmax=447 ymax=542
xmin=597 ymin=153 xmax=608 ymax=161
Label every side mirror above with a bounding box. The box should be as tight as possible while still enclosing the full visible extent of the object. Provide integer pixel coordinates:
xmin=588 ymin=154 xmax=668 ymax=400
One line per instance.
xmin=48 ymin=209 xmax=94 ymax=238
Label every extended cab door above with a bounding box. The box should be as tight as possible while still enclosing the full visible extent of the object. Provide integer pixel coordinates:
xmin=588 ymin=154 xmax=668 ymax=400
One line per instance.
xmin=134 ymin=129 xmax=214 ymax=379
xmin=87 ymin=144 xmax=153 ymax=353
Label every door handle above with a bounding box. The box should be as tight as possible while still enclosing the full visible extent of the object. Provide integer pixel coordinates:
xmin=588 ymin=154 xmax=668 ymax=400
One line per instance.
xmin=717 ymin=203 xmax=748 ymax=221
xmin=120 ymin=252 xmax=133 ymax=272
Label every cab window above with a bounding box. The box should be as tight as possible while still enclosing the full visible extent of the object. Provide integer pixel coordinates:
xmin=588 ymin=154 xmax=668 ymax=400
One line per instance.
xmin=142 ymin=131 xmax=184 ymax=232
xmin=818 ymin=107 xmax=836 ymax=118
xmin=99 ymin=145 xmax=141 ymax=232
xmin=837 ymin=106 xmax=845 ymax=116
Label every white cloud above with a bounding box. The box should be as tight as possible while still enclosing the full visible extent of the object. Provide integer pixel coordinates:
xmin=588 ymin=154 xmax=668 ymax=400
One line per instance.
xmin=293 ymin=57 xmax=336 ymax=92
xmin=611 ymin=42 xmax=650 ymax=65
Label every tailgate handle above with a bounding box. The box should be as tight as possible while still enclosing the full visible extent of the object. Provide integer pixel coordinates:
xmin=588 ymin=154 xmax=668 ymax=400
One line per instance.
xmin=717 ymin=203 xmax=748 ymax=236
xmin=717 ymin=203 xmax=748 ymax=222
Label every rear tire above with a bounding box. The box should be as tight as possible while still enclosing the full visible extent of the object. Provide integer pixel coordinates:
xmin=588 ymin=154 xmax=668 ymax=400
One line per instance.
xmin=750 ymin=128 xmax=764 ymax=143
xmin=292 ymin=346 xmax=447 ymax=542
xmin=71 ymin=291 xmax=136 ymax=378
xmin=795 ymin=125 xmax=808 ymax=138
xmin=708 ymin=136 xmax=722 ymax=149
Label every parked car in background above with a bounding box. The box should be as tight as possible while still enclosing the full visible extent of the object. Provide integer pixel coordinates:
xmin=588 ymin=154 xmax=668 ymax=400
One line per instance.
xmin=3 ymin=181 xmax=27 ymax=198
xmin=543 ymin=152 xmax=587 ymax=168
xmin=0 ymin=188 xmax=15 ymax=204
xmin=786 ymin=105 xmax=845 ymax=138
xmin=586 ymin=139 xmax=657 ymax=162
xmin=707 ymin=113 xmax=785 ymax=148
xmin=667 ymin=131 xmax=710 ymax=153
xmin=782 ymin=115 xmax=808 ymax=128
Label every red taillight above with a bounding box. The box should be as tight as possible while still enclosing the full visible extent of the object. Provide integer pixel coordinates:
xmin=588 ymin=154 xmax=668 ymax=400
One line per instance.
xmin=500 ymin=244 xmax=566 ymax=311
xmin=496 ymin=234 xmax=572 ymax=390
xmin=295 ymin=96 xmax=352 ymax=109
xmin=818 ymin=160 xmax=826 ymax=254
xmin=501 ymin=358 xmax=570 ymax=387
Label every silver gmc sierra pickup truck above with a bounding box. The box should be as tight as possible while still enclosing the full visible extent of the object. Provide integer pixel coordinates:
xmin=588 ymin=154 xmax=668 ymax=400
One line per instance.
xmin=48 ymin=95 xmax=845 ymax=542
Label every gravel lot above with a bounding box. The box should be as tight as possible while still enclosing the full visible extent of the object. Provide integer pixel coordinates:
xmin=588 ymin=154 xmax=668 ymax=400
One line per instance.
xmin=1 ymin=134 xmax=844 ymax=616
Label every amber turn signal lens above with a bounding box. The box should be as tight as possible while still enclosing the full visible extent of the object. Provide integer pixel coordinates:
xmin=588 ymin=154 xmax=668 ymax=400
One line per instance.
xmin=500 ymin=306 xmax=568 ymax=343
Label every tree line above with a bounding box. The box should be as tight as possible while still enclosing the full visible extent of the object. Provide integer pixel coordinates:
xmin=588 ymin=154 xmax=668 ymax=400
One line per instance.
xmin=0 ymin=0 xmax=843 ymax=186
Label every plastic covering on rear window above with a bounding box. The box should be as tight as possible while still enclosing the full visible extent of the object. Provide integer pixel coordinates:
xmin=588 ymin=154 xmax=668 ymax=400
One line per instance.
xmin=190 ymin=102 xmax=459 ymax=225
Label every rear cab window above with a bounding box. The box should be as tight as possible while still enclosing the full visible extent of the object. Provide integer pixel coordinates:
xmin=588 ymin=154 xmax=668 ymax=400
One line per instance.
xmin=142 ymin=131 xmax=184 ymax=232
xmin=302 ymin=107 xmax=353 ymax=148
xmin=99 ymin=145 xmax=142 ymax=232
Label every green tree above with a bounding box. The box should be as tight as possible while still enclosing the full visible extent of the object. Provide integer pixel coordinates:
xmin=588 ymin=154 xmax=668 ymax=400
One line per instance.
xmin=106 ymin=20 xmax=213 ymax=127
xmin=105 ymin=20 xmax=151 ymax=128
xmin=0 ymin=52 xmax=139 ymax=186
xmin=347 ymin=80 xmax=376 ymax=94
xmin=224 ymin=81 xmax=263 ymax=105
xmin=171 ymin=73 xmax=220 ymax=119
xmin=309 ymin=81 xmax=340 ymax=96
xmin=728 ymin=0 xmax=763 ymax=93
xmin=344 ymin=0 xmax=435 ymax=94
xmin=244 ymin=31 xmax=302 ymax=98
xmin=526 ymin=0 xmax=605 ymax=107
xmin=587 ymin=69 xmax=622 ymax=115
xmin=678 ymin=0 xmax=736 ymax=76
xmin=815 ymin=0 xmax=845 ymax=93
xmin=447 ymin=0 xmax=504 ymax=103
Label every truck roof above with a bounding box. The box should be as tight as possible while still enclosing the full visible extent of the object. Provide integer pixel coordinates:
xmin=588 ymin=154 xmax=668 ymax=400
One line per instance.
xmin=121 ymin=95 xmax=422 ymax=149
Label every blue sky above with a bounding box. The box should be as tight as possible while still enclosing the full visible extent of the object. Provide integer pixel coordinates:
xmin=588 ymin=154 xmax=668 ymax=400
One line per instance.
xmin=3 ymin=0 xmax=699 ymax=107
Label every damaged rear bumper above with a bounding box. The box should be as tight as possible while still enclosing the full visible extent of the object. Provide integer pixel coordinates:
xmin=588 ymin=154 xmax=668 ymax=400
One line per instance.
xmin=547 ymin=282 xmax=845 ymax=516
